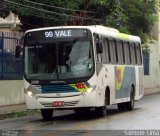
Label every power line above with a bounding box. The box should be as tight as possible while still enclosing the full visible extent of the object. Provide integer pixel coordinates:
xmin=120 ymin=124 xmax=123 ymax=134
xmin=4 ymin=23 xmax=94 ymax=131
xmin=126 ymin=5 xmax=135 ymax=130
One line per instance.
xmin=24 ymin=0 xmax=99 ymax=14
xmin=1 ymin=1 xmax=138 ymax=28
xmin=23 ymin=22 xmax=40 ymax=27
xmin=2 ymin=1 xmax=96 ymax=22
xmin=27 ymin=11 xmax=70 ymax=21
xmin=27 ymin=10 xmax=68 ymax=21
xmin=26 ymin=10 xmax=75 ymax=22
xmin=122 ymin=20 xmax=137 ymax=28
xmin=3 ymin=0 xmax=101 ymax=21
xmin=1 ymin=2 xmax=71 ymax=21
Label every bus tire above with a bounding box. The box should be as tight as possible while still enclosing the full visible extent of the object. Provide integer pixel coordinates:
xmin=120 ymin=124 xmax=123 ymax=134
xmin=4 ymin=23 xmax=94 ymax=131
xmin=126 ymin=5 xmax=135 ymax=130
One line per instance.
xmin=95 ymin=93 xmax=107 ymax=117
xmin=41 ymin=109 xmax=53 ymax=120
xmin=117 ymin=103 xmax=126 ymax=111
xmin=126 ymin=87 xmax=135 ymax=111
xmin=74 ymin=108 xmax=90 ymax=115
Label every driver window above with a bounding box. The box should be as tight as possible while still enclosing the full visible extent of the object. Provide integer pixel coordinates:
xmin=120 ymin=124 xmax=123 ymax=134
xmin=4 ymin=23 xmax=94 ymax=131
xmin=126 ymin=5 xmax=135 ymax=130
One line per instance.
xmin=94 ymin=35 xmax=102 ymax=63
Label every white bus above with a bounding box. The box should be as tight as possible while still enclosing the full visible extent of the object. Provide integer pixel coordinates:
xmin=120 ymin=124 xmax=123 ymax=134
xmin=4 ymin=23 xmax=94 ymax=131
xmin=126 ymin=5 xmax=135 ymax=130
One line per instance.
xmin=24 ymin=25 xmax=144 ymax=120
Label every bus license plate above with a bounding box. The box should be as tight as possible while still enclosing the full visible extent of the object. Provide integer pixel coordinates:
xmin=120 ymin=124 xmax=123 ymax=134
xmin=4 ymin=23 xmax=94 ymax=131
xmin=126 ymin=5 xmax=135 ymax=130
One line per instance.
xmin=53 ymin=101 xmax=64 ymax=107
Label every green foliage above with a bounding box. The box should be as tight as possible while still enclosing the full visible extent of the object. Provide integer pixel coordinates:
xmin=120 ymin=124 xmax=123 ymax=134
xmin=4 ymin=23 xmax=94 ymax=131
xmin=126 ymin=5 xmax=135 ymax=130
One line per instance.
xmin=120 ymin=0 xmax=156 ymax=43
xmin=1 ymin=0 xmax=157 ymax=48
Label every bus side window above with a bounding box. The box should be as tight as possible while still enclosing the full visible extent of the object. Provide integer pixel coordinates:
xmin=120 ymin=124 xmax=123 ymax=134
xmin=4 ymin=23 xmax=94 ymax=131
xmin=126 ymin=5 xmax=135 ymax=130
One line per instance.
xmin=102 ymin=38 xmax=110 ymax=64
xmin=116 ymin=40 xmax=124 ymax=65
xmin=94 ymin=34 xmax=103 ymax=75
xmin=96 ymin=49 xmax=102 ymax=63
xmin=130 ymin=42 xmax=136 ymax=65
xmin=123 ymin=42 xmax=131 ymax=65
xmin=109 ymin=38 xmax=117 ymax=64
xmin=101 ymin=38 xmax=106 ymax=63
xmin=94 ymin=33 xmax=102 ymax=63
xmin=136 ymin=43 xmax=142 ymax=65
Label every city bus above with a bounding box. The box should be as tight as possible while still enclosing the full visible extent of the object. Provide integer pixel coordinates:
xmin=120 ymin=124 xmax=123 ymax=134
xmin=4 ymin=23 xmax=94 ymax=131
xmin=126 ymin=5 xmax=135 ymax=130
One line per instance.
xmin=23 ymin=25 xmax=144 ymax=120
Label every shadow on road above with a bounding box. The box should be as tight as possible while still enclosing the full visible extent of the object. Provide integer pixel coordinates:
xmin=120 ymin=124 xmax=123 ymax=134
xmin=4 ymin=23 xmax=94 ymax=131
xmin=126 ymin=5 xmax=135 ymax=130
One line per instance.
xmin=28 ymin=106 xmax=142 ymax=126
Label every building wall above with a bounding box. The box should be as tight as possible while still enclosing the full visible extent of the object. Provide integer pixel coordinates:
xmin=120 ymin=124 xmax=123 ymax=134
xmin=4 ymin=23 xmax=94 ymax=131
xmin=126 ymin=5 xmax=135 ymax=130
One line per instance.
xmin=0 ymin=80 xmax=25 ymax=106
xmin=143 ymin=1 xmax=160 ymax=90
xmin=144 ymin=41 xmax=160 ymax=89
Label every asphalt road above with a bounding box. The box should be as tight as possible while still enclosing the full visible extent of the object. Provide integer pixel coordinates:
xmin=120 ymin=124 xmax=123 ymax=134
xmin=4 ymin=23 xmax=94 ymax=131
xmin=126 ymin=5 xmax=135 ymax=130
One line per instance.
xmin=0 ymin=93 xmax=160 ymax=136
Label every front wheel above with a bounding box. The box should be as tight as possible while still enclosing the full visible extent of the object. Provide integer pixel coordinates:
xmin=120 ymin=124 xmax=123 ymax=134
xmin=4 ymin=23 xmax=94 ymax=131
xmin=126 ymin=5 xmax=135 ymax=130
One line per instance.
xmin=95 ymin=106 xmax=107 ymax=117
xmin=41 ymin=109 xmax=54 ymax=120
xmin=74 ymin=108 xmax=90 ymax=115
xmin=95 ymin=95 xmax=107 ymax=117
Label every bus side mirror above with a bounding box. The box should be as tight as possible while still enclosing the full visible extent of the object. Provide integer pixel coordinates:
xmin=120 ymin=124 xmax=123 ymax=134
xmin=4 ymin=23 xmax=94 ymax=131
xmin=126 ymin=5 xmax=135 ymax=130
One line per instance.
xmin=96 ymin=40 xmax=103 ymax=54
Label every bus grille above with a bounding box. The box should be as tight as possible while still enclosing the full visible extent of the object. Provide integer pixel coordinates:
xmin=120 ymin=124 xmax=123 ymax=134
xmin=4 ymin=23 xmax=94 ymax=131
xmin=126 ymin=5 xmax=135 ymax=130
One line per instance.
xmin=40 ymin=101 xmax=79 ymax=107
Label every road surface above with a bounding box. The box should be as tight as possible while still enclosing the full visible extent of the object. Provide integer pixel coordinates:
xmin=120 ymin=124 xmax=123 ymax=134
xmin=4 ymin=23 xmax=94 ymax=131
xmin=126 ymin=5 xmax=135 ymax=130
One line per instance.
xmin=0 ymin=93 xmax=160 ymax=136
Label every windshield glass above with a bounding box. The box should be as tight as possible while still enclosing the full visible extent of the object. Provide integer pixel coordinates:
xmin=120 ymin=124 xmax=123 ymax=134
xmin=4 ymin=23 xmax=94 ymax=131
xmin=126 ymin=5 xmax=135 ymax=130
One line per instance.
xmin=24 ymin=29 xmax=94 ymax=81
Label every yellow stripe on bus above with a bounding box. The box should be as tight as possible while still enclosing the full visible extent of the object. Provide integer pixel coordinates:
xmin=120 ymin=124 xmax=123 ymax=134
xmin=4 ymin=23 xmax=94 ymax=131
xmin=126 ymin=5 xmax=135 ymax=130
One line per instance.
xmin=117 ymin=33 xmax=129 ymax=40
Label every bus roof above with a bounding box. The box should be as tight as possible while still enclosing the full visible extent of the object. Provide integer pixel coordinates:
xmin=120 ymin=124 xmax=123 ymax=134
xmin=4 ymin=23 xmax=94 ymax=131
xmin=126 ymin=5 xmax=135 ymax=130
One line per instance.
xmin=25 ymin=25 xmax=141 ymax=43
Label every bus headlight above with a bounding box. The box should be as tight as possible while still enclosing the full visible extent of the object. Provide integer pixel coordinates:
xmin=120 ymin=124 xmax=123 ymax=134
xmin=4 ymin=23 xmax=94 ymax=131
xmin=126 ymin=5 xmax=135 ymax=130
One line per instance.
xmin=87 ymin=87 xmax=94 ymax=94
xmin=27 ymin=91 xmax=33 ymax=97
xmin=25 ymin=90 xmax=38 ymax=99
xmin=86 ymin=85 xmax=96 ymax=94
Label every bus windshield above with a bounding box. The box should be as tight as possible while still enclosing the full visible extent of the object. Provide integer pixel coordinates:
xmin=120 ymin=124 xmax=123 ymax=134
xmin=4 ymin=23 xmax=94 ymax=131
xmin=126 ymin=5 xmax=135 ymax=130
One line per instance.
xmin=24 ymin=29 xmax=94 ymax=81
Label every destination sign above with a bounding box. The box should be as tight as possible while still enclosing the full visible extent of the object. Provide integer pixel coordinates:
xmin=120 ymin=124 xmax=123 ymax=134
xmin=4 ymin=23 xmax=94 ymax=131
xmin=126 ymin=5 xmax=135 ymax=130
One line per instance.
xmin=44 ymin=29 xmax=87 ymax=38
xmin=25 ymin=29 xmax=90 ymax=42
xmin=45 ymin=30 xmax=72 ymax=38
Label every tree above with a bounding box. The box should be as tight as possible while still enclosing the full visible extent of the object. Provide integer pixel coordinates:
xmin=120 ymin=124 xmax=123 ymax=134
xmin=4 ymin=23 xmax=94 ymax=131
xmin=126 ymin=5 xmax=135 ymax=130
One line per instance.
xmin=120 ymin=0 xmax=157 ymax=43
xmin=1 ymin=0 xmax=157 ymax=44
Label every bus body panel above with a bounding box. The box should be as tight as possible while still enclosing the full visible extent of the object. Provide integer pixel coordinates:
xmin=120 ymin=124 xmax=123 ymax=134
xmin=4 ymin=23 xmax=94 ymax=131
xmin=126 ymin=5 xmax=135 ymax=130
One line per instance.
xmin=25 ymin=90 xmax=98 ymax=109
xmin=135 ymin=66 xmax=144 ymax=100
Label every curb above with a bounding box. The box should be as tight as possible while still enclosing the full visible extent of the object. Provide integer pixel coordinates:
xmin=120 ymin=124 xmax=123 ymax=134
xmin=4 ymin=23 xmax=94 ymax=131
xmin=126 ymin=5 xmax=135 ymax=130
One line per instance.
xmin=144 ymin=88 xmax=160 ymax=96
xmin=0 ymin=103 xmax=26 ymax=115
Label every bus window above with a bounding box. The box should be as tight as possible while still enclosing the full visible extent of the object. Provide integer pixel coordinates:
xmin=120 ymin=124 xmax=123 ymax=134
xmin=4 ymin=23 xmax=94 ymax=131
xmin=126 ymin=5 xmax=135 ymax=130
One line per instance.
xmin=116 ymin=40 xmax=124 ymax=65
xmin=130 ymin=42 xmax=136 ymax=65
xmin=102 ymin=38 xmax=110 ymax=64
xmin=136 ymin=43 xmax=142 ymax=65
xmin=109 ymin=39 xmax=117 ymax=64
xmin=123 ymin=42 xmax=131 ymax=65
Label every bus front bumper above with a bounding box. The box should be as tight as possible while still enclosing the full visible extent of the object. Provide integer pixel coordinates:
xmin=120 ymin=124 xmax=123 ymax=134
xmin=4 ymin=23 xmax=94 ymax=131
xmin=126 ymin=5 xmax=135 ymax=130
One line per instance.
xmin=25 ymin=91 xmax=98 ymax=110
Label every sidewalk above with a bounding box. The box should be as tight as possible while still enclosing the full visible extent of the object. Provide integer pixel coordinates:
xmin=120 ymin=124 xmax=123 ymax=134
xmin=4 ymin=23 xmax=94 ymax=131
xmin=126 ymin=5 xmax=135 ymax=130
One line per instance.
xmin=0 ymin=103 xmax=26 ymax=115
xmin=0 ymin=88 xmax=160 ymax=115
xmin=143 ymin=87 xmax=160 ymax=95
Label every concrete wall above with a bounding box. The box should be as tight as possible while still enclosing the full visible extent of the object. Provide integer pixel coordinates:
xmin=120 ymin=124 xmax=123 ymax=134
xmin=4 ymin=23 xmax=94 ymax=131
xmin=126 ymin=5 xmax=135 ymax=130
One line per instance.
xmin=144 ymin=41 xmax=160 ymax=89
xmin=143 ymin=6 xmax=160 ymax=90
xmin=0 ymin=80 xmax=25 ymax=106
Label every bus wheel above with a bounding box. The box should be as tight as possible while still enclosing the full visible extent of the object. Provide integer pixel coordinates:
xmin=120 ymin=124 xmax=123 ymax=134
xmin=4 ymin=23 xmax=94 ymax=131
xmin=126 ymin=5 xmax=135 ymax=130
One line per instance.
xmin=41 ymin=109 xmax=53 ymax=120
xmin=74 ymin=108 xmax=90 ymax=115
xmin=126 ymin=89 xmax=135 ymax=111
xmin=95 ymin=96 xmax=107 ymax=117
xmin=117 ymin=103 xmax=126 ymax=111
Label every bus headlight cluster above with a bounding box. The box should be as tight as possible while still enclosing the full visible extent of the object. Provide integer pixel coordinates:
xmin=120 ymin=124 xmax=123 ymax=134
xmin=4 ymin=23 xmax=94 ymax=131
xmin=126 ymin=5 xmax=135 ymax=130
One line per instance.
xmin=25 ymin=90 xmax=38 ymax=99
xmin=87 ymin=87 xmax=94 ymax=94
xmin=86 ymin=85 xmax=96 ymax=94
xmin=27 ymin=91 xmax=33 ymax=96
